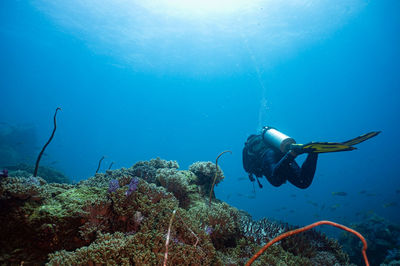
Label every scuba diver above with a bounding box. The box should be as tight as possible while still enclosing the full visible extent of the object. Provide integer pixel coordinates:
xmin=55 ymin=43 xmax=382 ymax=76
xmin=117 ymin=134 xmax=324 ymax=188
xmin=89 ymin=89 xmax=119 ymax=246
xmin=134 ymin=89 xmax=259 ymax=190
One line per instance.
xmin=242 ymin=126 xmax=380 ymax=189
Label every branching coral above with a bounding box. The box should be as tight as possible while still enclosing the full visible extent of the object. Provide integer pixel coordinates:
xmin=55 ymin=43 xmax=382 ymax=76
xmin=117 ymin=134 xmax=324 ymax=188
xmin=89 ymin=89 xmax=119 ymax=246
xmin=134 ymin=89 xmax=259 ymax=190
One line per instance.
xmin=189 ymin=161 xmax=224 ymax=197
xmin=131 ymin=157 xmax=179 ymax=183
xmin=156 ymin=168 xmax=199 ymax=208
xmin=246 ymin=220 xmax=369 ymax=266
xmin=188 ymin=201 xmax=242 ymax=250
xmin=240 ymin=215 xmax=289 ymax=245
xmin=7 ymin=163 xmax=70 ymax=184
xmin=47 ymin=232 xmax=136 ymax=265
xmin=340 ymin=214 xmax=400 ymax=265
xmin=0 ymin=158 xmax=354 ymax=265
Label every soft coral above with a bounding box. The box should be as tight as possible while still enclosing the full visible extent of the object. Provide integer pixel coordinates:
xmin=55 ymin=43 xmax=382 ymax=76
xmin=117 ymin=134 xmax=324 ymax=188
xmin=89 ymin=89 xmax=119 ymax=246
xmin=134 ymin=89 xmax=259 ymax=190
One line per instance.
xmin=0 ymin=169 xmax=8 ymax=178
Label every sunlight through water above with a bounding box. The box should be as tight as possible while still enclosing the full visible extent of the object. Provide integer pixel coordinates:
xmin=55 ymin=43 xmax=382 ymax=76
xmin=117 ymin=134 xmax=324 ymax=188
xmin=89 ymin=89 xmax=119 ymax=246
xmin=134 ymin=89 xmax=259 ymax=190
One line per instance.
xmin=33 ymin=0 xmax=366 ymax=75
xmin=137 ymin=0 xmax=261 ymax=18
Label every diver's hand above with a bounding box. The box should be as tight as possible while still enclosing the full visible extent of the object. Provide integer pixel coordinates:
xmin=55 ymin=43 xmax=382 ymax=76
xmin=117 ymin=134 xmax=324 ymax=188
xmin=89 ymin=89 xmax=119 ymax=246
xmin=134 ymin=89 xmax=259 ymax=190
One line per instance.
xmin=288 ymin=144 xmax=306 ymax=156
xmin=289 ymin=150 xmax=298 ymax=157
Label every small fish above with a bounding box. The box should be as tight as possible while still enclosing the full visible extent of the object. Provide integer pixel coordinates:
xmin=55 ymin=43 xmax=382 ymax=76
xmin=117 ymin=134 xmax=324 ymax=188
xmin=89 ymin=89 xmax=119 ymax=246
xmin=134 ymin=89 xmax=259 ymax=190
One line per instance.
xmin=366 ymin=193 xmax=377 ymax=197
xmin=335 ymin=216 xmax=345 ymax=221
xmin=359 ymin=190 xmax=367 ymax=194
xmin=50 ymin=161 xmax=59 ymax=165
xmin=396 ymin=190 xmax=400 ymax=194
xmin=290 ymin=194 xmax=296 ymax=198
xmin=306 ymin=200 xmax=318 ymax=207
xmin=332 ymin=192 xmax=348 ymax=196
xmin=330 ymin=204 xmax=341 ymax=211
xmin=289 ymin=210 xmax=295 ymax=213
xmin=366 ymin=210 xmax=375 ymax=215
xmin=247 ymin=194 xmax=256 ymax=199
xmin=383 ymin=202 xmax=398 ymax=208
xmin=320 ymin=204 xmax=325 ymax=211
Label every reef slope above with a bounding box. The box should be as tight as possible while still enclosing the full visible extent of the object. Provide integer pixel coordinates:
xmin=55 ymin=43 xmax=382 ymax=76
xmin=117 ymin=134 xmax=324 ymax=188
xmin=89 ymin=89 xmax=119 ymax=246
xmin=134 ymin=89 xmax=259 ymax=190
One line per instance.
xmin=0 ymin=158 xmax=349 ymax=265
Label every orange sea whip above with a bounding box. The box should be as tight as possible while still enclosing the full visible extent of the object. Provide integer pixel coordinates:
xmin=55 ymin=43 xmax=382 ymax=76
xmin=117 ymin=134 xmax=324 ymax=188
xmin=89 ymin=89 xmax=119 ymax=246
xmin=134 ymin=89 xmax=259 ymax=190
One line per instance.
xmin=209 ymin=150 xmax=232 ymax=206
xmin=34 ymin=107 xmax=61 ymax=177
xmin=245 ymin=220 xmax=369 ymax=266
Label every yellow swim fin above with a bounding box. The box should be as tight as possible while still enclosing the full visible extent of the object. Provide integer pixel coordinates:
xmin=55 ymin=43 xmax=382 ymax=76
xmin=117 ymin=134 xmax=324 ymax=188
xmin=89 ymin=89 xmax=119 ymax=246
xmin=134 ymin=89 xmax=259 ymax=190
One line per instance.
xmin=291 ymin=131 xmax=380 ymax=154
xmin=300 ymin=142 xmax=356 ymax=153
xmin=341 ymin=131 xmax=381 ymax=146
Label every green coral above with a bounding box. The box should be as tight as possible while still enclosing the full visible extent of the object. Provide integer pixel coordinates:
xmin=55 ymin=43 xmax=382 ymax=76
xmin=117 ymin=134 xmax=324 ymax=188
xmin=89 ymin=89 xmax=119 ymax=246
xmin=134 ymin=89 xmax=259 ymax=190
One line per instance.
xmin=0 ymin=175 xmax=46 ymax=200
xmin=189 ymin=161 xmax=224 ymax=197
xmin=29 ymin=186 xmax=107 ymax=221
xmin=0 ymin=157 xmax=351 ymax=265
xmin=156 ymin=168 xmax=200 ymax=208
xmin=218 ymin=238 xmax=311 ymax=266
xmin=6 ymin=163 xmax=70 ymax=184
xmin=47 ymin=232 xmax=136 ymax=265
xmin=189 ymin=201 xmax=242 ymax=250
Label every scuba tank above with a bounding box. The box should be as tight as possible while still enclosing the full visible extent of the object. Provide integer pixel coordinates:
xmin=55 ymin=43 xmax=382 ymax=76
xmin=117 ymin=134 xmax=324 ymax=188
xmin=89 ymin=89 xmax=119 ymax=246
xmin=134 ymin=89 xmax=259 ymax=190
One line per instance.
xmin=262 ymin=127 xmax=380 ymax=154
xmin=262 ymin=126 xmax=296 ymax=153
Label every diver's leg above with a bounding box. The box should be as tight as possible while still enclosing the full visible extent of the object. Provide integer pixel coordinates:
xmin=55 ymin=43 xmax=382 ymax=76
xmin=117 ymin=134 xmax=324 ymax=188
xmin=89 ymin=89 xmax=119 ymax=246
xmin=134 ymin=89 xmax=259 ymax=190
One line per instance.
xmin=287 ymin=153 xmax=318 ymax=189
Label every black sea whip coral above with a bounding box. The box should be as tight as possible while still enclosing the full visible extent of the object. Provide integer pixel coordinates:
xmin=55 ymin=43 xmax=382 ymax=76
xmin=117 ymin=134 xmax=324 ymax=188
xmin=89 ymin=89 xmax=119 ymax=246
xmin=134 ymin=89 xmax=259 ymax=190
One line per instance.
xmin=34 ymin=107 xmax=61 ymax=177
xmin=95 ymin=156 xmax=105 ymax=174
xmin=209 ymin=150 xmax=231 ymax=206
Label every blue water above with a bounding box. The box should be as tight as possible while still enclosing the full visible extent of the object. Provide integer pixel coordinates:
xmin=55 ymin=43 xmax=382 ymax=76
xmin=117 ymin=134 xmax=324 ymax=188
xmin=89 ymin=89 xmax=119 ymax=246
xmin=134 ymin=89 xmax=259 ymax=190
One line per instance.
xmin=1 ymin=0 xmax=399 ymax=229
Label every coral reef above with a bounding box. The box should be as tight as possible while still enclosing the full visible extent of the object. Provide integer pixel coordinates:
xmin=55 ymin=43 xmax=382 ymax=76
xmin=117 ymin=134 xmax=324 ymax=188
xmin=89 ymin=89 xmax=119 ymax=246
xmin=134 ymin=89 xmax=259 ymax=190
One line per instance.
xmin=189 ymin=161 xmax=224 ymax=198
xmin=156 ymin=168 xmax=200 ymax=208
xmin=0 ymin=157 xmax=351 ymax=265
xmin=340 ymin=213 xmax=400 ymax=265
xmin=6 ymin=163 xmax=70 ymax=184
xmin=240 ymin=215 xmax=289 ymax=245
xmin=0 ymin=169 xmax=8 ymax=178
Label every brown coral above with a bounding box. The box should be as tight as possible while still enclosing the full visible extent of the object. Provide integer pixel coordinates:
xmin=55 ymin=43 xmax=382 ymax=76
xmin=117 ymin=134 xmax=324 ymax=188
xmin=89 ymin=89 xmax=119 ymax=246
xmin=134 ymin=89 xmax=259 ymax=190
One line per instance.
xmin=156 ymin=168 xmax=200 ymax=208
xmin=0 ymin=158 xmax=352 ymax=265
xmin=188 ymin=161 xmax=224 ymax=197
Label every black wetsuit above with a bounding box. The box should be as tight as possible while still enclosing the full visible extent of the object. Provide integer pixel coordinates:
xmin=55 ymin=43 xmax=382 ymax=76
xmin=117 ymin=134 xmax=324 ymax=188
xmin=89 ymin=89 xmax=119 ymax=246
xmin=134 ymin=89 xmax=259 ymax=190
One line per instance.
xmin=243 ymin=134 xmax=318 ymax=189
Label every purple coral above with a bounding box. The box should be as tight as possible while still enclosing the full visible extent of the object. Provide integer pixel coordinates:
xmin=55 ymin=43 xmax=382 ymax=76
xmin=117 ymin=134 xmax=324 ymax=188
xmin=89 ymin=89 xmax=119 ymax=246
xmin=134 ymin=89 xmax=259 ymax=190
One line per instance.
xmin=0 ymin=169 xmax=8 ymax=178
xmin=125 ymin=177 xmax=139 ymax=197
xmin=205 ymin=226 xmax=214 ymax=235
xmin=108 ymin=179 xmax=120 ymax=193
